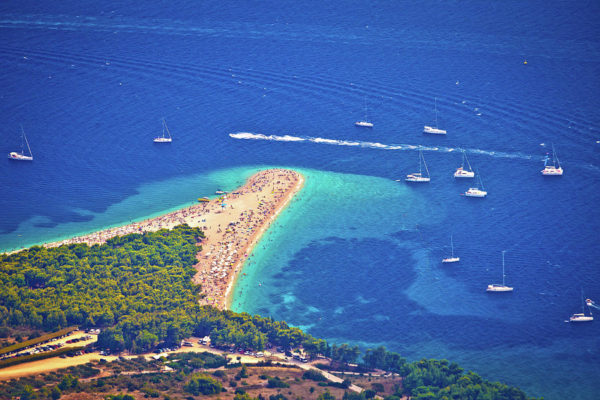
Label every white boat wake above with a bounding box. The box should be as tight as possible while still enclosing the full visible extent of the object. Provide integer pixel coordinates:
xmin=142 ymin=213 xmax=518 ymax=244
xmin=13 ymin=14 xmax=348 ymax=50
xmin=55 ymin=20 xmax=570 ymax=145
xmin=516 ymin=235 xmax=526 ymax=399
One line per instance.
xmin=229 ymin=132 xmax=535 ymax=160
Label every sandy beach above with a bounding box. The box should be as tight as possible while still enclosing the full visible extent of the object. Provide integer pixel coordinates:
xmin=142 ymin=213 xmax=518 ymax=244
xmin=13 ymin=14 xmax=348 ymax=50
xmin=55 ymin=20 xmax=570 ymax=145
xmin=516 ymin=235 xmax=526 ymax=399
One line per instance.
xmin=38 ymin=168 xmax=303 ymax=309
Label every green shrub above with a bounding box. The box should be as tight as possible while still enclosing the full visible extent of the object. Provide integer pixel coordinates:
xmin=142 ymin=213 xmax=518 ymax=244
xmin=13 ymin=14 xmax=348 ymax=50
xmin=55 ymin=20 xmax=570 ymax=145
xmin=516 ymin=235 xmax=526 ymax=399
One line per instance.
xmin=267 ymin=377 xmax=289 ymax=388
xmin=184 ymin=373 xmax=223 ymax=395
xmin=302 ymin=369 xmax=327 ymax=382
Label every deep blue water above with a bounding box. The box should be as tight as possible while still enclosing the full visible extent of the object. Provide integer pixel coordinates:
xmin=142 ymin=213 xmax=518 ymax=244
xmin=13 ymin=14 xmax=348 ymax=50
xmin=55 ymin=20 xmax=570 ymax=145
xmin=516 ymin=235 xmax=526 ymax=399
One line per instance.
xmin=1 ymin=1 xmax=599 ymax=398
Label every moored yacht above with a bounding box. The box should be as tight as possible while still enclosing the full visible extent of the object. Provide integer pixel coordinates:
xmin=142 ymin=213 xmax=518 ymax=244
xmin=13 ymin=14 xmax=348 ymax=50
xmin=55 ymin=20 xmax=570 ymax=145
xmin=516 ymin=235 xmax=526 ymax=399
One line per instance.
xmin=153 ymin=118 xmax=173 ymax=143
xmin=355 ymin=97 xmax=373 ymax=128
xmin=570 ymin=290 xmax=593 ymax=322
xmin=464 ymin=187 xmax=487 ymax=197
xmin=541 ymin=144 xmax=562 ymax=175
xmin=405 ymin=150 xmax=430 ymax=183
xmin=463 ymin=172 xmax=487 ymax=197
xmin=569 ymin=313 xmax=593 ymax=322
xmin=486 ymin=251 xmax=513 ymax=292
xmin=423 ymin=97 xmax=446 ymax=135
xmin=423 ymin=126 xmax=447 ymax=135
xmin=8 ymin=126 xmax=33 ymax=161
xmin=454 ymin=150 xmax=475 ymax=178
xmin=442 ymin=235 xmax=460 ymax=263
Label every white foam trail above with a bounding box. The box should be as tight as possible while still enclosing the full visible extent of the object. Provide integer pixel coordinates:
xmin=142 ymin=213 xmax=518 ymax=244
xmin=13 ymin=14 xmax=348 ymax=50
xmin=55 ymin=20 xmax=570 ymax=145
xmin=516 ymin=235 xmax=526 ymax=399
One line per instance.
xmin=229 ymin=132 xmax=305 ymax=142
xmin=229 ymin=131 xmax=537 ymax=160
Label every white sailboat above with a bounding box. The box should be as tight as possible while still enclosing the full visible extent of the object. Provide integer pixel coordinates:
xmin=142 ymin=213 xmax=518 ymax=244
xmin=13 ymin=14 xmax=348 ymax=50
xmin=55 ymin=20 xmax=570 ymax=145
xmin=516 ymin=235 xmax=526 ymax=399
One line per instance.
xmin=463 ymin=171 xmax=487 ymax=197
xmin=541 ymin=144 xmax=562 ymax=175
xmin=8 ymin=126 xmax=33 ymax=161
xmin=569 ymin=290 xmax=594 ymax=322
xmin=454 ymin=150 xmax=475 ymax=178
xmin=423 ymin=97 xmax=447 ymax=135
xmin=355 ymin=98 xmax=373 ymax=128
xmin=487 ymin=251 xmax=513 ymax=292
xmin=153 ymin=118 xmax=173 ymax=143
xmin=405 ymin=150 xmax=430 ymax=182
xmin=442 ymin=235 xmax=460 ymax=263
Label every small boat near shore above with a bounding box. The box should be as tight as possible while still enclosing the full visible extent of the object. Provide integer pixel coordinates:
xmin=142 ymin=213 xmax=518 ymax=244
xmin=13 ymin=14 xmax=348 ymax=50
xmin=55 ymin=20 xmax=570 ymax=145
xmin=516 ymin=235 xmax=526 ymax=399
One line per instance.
xmin=405 ymin=150 xmax=430 ymax=183
xmin=442 ymin=235 xmax=460 ymax=263
xmin=541 ymin=144 xmax=563 ymax=176
xmin=198 ymin=197 xmax=210 ymax=203
xmin=487 ymin=251 xmax=513 ymax=292
xmin=8 ymin=126 xmax=33 ymax=161
xmin=423 ymin=97 xmax=446 ymax=135
xmin=454 ymin=150 xmax=475 ymax=178
xmin=153 ymin=118 xmax=172 ymax=143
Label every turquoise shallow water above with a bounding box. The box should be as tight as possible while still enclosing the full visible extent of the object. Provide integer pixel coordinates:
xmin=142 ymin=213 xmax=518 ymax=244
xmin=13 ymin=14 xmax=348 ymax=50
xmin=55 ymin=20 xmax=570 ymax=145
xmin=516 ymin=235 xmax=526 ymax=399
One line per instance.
xmin=0 ymin=166 xmax=261 ymax=252
xmin=231 ymin=167 xmax=600 ymax=400
xmin=2 ymin=1 xmax=600 ymax=398
xmin=230 ymin=168 xmax=432 ymax=316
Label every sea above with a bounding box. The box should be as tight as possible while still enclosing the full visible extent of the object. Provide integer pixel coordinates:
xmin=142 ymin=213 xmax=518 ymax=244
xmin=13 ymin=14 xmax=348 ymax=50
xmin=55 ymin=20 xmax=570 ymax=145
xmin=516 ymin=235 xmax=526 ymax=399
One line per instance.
xmin=1 ymin=1 xmax=599 ymax=398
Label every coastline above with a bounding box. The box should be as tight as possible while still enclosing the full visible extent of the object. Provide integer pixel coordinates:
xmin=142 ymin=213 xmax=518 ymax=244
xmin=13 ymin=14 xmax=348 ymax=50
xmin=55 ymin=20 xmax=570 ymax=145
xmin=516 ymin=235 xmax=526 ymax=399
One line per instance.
xmin=12 ymin=168 xmax=304 ymax=310
xmin=223 ymin=173 xmax=304 ymax=309
xmin=194 ymin=169 xmax=304 ymax=309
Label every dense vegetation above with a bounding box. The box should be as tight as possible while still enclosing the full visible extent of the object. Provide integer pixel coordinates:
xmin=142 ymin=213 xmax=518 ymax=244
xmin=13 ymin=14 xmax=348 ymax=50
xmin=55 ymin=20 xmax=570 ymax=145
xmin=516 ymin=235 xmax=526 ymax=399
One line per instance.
xmin=0 ymin=225 xmax=313 ymax=353
xmin=0 ymin=224 xmax=539 ymax=399
xmin=0 ymin=225 xmax=202 ymax=332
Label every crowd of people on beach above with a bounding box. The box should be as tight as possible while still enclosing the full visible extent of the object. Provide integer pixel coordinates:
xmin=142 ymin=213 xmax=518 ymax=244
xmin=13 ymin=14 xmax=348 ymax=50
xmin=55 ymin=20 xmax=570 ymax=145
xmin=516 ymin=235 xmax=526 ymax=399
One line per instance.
xmin=41 ymin=169 xmax=303 ymax=311
xmin=196 ymin=169 xmax=302 ymax=308
xmin=44 ymin=204 xmax=210 ymax=249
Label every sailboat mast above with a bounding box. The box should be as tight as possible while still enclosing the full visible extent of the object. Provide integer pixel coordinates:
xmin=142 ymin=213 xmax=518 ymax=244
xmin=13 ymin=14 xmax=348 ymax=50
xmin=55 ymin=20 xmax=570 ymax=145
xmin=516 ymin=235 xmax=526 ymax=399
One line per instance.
xmin=552 ymin=143 xmax=561 ymax=168
xmin=434 ymin=97 xmax=438 ymax=127
xmin=450 ymin=235 xmax=454 ymax=257
xmin=502 ymin=251 xmax=506 ymax=286
xmin=422 ymin=151 xmax=430 ymax=177
xmin=465 ymin=151 xmax=473 ymax=171
xmin=20 ymin=125 xmax=32 ymax=157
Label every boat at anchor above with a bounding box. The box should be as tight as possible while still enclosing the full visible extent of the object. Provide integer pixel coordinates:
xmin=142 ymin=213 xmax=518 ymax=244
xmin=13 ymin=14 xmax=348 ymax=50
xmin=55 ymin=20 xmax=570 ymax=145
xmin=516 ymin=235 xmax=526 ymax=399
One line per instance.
xmin=405 ymin=150 xmax=430 ymax=183
xmin=8 ymin=126 xmax=33 ymax=161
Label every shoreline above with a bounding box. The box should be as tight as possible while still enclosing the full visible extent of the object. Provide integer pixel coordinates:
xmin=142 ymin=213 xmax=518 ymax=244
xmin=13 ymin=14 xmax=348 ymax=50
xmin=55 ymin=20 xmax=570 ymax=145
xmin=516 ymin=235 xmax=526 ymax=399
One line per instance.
xmin=224 ymin=173 xmax=304 ymax=309
xmin=194 ymin=169 xmax=304 ymax=309
xmin=7 ymin=168 xmax=304 ymax=310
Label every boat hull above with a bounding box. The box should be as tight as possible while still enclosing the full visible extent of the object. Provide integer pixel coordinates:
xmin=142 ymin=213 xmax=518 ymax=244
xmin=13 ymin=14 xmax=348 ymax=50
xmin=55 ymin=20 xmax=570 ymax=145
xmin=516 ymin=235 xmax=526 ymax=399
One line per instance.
xmin=153 ymin=138 xmax=172 ymax=143
xmin=486 ymin=285 xmax=513 ymax=292
xmin=442 ymin=257 xmax=460 ymax=263
xmin=454 ymin=169 xmax=475 ymax=178
xmin=405 ymin=175 xmax=430 ymax=183
xmin=355 ymin=121 xmax=373 ymax=128
xmin=8 ymin=152 xmax=33 ymax=161
xmin=541 ymin=167 xmax=563 ymax=175
xmin=423 ymin=126 xmax=446 ymax=135
xmin=569 ymin=315 xmax=593 ymax=322
xmin=464 ymin=189 xmax=487 ymax=197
